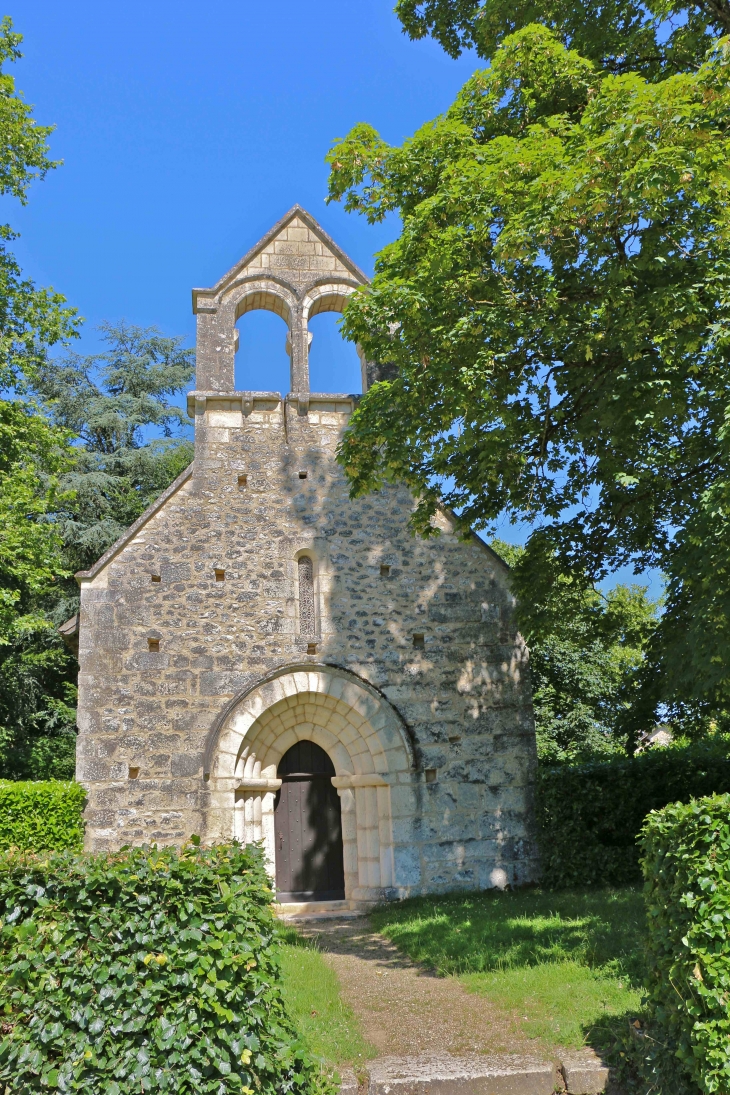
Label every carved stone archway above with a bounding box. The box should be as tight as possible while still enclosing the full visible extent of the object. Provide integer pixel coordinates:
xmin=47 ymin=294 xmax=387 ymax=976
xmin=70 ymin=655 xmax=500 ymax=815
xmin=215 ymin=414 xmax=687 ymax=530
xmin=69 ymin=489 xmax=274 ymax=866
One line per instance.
xmin=203 ymin=664 xmax=414 ymax=906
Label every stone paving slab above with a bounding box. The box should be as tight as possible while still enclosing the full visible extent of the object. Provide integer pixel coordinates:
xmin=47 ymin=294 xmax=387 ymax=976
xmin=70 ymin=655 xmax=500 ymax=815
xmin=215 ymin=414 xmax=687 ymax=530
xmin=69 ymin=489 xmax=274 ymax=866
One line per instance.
xmin=339 ymin=1053 xmax=619 ymax=1095
xmin=560 ymin=1050 xmax=612 ymax=1094
xmin=365 ymin=1055 xmax=557 ymax=1095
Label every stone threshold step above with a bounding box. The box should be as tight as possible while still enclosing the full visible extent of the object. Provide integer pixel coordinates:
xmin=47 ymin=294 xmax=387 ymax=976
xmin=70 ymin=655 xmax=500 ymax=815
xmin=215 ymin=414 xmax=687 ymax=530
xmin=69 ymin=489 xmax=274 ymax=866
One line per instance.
xmin=338 ymin=1051 xmax=616 ymax=1095
xmin=273 ymin=900 xmax=364 ymax=921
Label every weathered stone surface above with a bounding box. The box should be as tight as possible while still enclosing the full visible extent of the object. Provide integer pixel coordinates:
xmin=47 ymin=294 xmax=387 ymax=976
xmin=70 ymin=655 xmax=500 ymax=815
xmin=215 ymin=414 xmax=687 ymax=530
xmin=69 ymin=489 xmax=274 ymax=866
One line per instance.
xmin=339 ymin=1067 xmax=360 ymax=1095
xmin=74 ymin=207 xmax=539 ymax=906
xmin=561 ymin=1050 xmax=612 ymax=1094
xmin=366 ymin=1055 xmax=556 ymax=1095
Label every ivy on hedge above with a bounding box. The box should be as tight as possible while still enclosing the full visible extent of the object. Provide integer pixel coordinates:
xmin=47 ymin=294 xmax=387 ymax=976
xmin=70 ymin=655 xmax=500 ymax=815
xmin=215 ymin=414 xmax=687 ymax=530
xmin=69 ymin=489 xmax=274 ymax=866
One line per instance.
xmin=0 ymin=841 xmax=329 ymax=1095
xmin=535 ymin=743 xmax=730 ymax=888
xmin=0 ymin=780 xmax=85 ymax=851
xmin=640 ymin=795 xmax=730 ymax=1095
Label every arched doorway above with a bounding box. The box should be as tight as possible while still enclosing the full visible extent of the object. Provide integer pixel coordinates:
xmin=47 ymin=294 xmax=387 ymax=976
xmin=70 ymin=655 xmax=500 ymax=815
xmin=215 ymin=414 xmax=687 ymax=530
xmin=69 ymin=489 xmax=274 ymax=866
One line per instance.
xmin=274 ymin=741 xmax=345 ymax=902
xmin=203 ymin=664 xmax=416 ymax=907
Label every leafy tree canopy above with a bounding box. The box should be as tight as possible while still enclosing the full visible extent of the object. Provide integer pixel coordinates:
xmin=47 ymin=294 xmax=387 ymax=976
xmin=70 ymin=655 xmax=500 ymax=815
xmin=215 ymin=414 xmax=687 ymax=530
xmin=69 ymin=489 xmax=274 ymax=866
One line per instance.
xmin=327 ymin=25 xmax=730 ymax=722
xmin=395 ymin=0 xmax=729 ymax=78
xmin=0 ymin=18 xmax=80 ymax=780
xmin=492 ymin=540 xmax=659 ymax=760
xmin=0 ymin=18 xmax=79 ymax=392
xmin=36 ymin=321 xmax=195 ymax=574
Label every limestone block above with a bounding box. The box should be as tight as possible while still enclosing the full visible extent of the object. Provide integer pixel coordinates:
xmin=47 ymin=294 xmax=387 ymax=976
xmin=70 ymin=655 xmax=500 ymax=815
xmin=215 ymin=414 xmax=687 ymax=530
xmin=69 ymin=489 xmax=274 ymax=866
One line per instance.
xmin=561 ymin=1051 xmax=612 ymax=1094
xmin=366 ymin=1056 xmax=556 ymax=1095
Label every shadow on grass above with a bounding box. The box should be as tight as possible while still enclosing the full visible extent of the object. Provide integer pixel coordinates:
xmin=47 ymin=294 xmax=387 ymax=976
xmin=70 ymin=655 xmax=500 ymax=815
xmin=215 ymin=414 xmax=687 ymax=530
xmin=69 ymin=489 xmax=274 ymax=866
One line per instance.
xmin=369 ymin=885 xmax=647 ymax=987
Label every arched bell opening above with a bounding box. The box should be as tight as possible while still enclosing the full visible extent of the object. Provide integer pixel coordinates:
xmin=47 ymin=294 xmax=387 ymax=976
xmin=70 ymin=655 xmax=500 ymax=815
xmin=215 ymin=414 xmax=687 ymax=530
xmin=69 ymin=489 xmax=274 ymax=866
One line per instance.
xmin=274 ymin=741 xmax=345 ymax=902
xmin=234 ymin=308 xmax=291 ymax=395
xmin=307 ymin=311 xmax=362 ymax=394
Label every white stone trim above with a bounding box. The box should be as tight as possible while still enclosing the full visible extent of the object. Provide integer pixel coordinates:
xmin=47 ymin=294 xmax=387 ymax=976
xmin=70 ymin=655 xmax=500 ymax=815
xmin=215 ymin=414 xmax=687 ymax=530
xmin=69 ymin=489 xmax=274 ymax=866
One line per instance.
xmin=204 ymin=665 xmax=414 ymax=908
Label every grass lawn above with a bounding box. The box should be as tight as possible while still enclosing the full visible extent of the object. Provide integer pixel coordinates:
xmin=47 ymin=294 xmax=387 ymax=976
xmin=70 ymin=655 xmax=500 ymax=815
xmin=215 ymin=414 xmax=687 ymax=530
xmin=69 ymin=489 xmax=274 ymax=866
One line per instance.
xmin=370 ymin=886 xmax=646 ymax=1052
xmin=276 ymin=926 xmax=375 ymax=1068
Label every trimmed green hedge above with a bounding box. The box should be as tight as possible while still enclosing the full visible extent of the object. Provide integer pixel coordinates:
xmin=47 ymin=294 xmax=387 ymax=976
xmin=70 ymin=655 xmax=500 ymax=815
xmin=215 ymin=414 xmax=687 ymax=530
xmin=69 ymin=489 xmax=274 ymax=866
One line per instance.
xmin=0 ymin=779 xmax=85 ymax=851
xmin=535 ymin=744 xmax=730 ymax=888
xmin=0 ymin=841 xmax=328 ymax=1095
xmin=640 ymin=795 xmax=730 ymax=1095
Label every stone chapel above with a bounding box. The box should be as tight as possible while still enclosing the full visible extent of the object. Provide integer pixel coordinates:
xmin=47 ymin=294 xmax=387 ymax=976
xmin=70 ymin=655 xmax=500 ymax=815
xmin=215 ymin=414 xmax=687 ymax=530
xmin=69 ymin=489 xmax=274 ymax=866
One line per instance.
xmin=74 ymin=206 xmax=539 ymax=909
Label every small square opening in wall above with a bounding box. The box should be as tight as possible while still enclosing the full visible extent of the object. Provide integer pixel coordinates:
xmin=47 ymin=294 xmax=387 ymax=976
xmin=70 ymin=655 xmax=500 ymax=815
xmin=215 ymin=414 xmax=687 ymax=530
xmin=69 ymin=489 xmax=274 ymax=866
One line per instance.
xmin=425 ymin=768 xmax=438 ymax=783
xmin=237 ymin=474 xmax=248 ymax=488
xmin=380 ymin=564 xmax=391 ymax=577
xmin=147 ymin=638 xmax=160 ymax=652
xmin=128 ymin=766 xmax=140 ymax=780
xmin=214 ymin=569 xmax=225 ymax=582
xmin=306 ymin=643 xmax=317 ymax=655
xmin=298 ymin=470 xmax=308 ymax=480
xmin=150 ymin=574 xmax=161 ymax=583
xmin=413 ymin=633 xmax=425 ymax=649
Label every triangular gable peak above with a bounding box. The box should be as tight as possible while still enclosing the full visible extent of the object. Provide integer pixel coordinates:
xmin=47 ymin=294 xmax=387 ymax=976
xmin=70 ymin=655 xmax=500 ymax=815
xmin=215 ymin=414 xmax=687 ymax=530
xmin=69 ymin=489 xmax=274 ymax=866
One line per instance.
xmin=193 ymin=206 xmax=368 ymax=312
xmin=191 ymin=206 xmax=370 ymax=395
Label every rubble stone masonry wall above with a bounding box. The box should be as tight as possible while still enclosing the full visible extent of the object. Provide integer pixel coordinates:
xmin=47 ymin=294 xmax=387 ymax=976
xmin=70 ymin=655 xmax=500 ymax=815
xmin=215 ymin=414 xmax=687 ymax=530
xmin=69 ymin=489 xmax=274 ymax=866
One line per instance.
xmin=75 ymin=208 xmax=539 ymax=904
xmin=77 ymin=395 xmax=538 ymax=896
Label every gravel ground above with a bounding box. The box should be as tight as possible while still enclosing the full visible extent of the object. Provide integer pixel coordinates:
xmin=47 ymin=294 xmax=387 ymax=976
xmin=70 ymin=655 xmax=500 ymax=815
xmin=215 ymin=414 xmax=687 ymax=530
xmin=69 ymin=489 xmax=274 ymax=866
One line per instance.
xmin=295 ymin=916 xmax=541 ymax=1059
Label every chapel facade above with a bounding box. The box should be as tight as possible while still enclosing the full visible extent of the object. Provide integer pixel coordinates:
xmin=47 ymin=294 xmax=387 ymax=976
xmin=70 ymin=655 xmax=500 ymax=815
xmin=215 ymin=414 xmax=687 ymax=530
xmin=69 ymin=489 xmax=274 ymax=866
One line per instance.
xmin=74 ymin=207 xmax=539 ymax=908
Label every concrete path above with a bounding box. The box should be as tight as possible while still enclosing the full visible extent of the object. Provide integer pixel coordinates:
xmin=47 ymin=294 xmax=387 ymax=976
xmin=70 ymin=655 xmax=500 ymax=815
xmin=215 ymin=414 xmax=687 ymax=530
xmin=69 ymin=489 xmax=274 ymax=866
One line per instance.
xmin=296 ymin=916 xmax=541 ymax=1059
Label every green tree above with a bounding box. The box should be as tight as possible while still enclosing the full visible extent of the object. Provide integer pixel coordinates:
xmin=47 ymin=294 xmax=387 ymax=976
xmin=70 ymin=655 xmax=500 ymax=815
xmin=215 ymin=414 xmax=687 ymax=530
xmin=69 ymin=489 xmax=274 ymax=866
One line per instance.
xmin=0 ymin=322 xmax=196 ymax=780
xmin=327 ymin=24 xmax=730 ymax=733
xmin=492 ymin=540 xmax=659 ymax=760
xmin=0 ymin=17 xmax=81 ymax=779
xmin=37 ymin=321 xmax=195 ymax=579
xmin=395 ymin=0 xmax=728 ymax=77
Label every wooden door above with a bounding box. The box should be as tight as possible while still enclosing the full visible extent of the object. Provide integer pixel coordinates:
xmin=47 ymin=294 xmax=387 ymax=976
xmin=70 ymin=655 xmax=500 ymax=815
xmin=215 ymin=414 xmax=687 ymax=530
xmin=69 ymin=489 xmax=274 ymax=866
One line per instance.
xmin=274 ymin=741 xmax=345 ymax=902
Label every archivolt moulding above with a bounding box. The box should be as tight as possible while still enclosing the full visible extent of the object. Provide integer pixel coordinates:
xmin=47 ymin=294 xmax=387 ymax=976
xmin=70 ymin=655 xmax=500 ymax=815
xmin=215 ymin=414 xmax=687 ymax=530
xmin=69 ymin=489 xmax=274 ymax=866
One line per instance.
xmin=202 ymin=663 xmax=415 ymax=905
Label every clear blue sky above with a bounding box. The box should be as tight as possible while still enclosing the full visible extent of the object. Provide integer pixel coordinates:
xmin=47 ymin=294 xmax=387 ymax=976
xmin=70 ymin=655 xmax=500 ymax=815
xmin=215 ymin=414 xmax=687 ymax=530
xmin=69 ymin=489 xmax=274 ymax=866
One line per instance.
xmin=8 ymin=1 xmax=478 ymax=394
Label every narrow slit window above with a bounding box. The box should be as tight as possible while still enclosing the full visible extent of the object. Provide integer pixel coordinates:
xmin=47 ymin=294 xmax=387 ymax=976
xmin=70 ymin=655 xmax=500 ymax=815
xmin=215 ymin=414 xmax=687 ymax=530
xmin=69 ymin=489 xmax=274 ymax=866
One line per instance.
xmin=298 ymin=556 xmax=316 ymax=639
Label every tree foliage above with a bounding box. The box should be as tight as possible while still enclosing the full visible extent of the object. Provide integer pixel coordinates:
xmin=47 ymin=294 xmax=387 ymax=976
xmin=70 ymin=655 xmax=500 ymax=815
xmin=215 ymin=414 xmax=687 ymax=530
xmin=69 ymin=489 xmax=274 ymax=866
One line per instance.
xmin=492 ymin=540 xmax=658 ymax=759
xmin=395 ymin=0 xmax=729 ymax=78
xmin=37 ymin=321 xmax=195 ymax=576
xmin=0 ymin=18 xmax=82 ymax=780
xmin=0 ymin=325 xmax=196 ymax=781
xmin=327 ymin=23 xmax=730 ymax=729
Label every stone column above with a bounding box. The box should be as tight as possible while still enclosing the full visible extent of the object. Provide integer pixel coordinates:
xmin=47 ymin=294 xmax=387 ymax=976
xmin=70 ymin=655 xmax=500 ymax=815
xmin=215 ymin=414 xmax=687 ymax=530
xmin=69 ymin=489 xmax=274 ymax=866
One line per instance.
xmin=336 ymin=787 xmax=358 ymax=904
xmin=234 ymin=777 xmax=282 ymax=884
xmin=289 ymin=303 xmax=310 ymax=397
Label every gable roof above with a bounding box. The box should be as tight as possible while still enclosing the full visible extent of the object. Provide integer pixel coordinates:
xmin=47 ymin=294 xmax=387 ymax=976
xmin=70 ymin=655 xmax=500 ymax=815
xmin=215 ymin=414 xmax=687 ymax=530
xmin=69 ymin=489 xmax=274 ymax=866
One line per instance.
xmin=192 ymin=205 xmax=369 ymax=313
xmin=75 ymin=463 xmax=193 ymax=583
